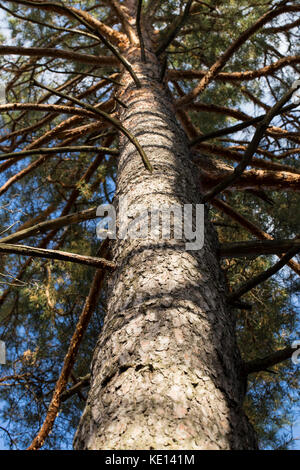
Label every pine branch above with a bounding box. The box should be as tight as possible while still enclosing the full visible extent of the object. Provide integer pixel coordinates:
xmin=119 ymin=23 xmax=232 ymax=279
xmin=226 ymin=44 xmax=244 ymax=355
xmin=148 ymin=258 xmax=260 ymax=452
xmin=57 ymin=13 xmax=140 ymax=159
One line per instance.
xmin=136 ymin=0 xmax=146 ymax=62
xmin=2 ymin=0 xmax=127 ymax=47
xmin=264 ymin=18 xmax=300 ymax=33
xmin=27 ymin=241 xmax=110 ymax=450
xmin=175 ymin=5 xmax=300 ymax=106
xmin=31 ymin=0 xmax=140 ymax=87
xmin=60 ymin=374 xmax=91 ymax=402
xmin=33 ymin=80 xmax=152 ymax=172
xmin=201 ymin=84 xmax=300 ymax=203
xmin=0 ymin=75 xmax=116 ymax=147
xmin=0 ymin=153 xmax=56 ymax=195
xmin=200 ymin=165 xmax=300 ymax=193
xmin=110 ymin=0 xmax=138 ymax=45
xmin=0 ymin=133 xmax=111 ymax=193
xmin=58 ymin=121 xmax=111 ymax=141
xmin=227 ymin=246 xmax=300 ymax=303
xmin=2 ymin=4 xmax=139 ymax=86
xmin=0 ymin=138 xmax=114 ymax=314
xmin=0 ymin=243 xmax=116 ymax=270
xmin=83 ymin=29 xmax=141 ymax=88
xmin=0 ymin=207 xmax=99 ymax=244
xmin=193 ymin=142 xmax=300 ymax=173
xmin=0 ymin=146 xmax=118 ymax=162
xmin=212 ymin=198 xmax=300 ymax=277
xmin=0 ymin=102 xmax=96 ymax=118
xmin=169 ymin=55 xmax=300 ymax=83
xmin=190 ymin=103 xmax=295 ymax=146
xmin=0 ymin=75 xmax=84 ymax=145
xmin=0 ymin=3 xmax=100 ymax=41
xmin=156 ymin=0 xmax=193 ymax=56
xmin=220 ymin=239 xmax=300 ymax=258
xmin=242 ymin=346 xmax=299 ymax=375
xmin=0 ymin=45 xmax=116 ymax=67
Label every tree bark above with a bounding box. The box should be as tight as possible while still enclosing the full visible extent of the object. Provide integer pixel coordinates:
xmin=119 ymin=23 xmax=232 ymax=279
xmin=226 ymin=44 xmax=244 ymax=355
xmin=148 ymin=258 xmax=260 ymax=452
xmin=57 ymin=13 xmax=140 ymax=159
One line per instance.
xmin=74 ymin=39 xmax=257 ymax=450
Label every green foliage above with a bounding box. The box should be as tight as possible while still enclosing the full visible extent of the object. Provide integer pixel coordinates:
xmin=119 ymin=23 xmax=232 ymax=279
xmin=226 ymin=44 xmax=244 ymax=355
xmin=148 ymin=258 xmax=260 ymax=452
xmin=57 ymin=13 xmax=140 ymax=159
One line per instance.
xmin=0 ymin=0 xmax=299 ymax=450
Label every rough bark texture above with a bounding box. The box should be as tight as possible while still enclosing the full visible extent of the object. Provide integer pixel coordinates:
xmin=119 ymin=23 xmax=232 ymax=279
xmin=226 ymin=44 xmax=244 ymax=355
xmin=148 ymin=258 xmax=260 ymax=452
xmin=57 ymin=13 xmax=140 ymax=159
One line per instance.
xmin=74 ymin=41 xmax=257 ymax=450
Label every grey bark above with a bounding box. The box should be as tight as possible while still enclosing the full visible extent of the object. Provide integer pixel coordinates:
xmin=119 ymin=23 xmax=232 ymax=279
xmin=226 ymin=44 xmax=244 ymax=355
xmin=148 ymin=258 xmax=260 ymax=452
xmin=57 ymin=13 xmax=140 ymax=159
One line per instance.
xmin=74 ymin=43 xmax=257 ymax=450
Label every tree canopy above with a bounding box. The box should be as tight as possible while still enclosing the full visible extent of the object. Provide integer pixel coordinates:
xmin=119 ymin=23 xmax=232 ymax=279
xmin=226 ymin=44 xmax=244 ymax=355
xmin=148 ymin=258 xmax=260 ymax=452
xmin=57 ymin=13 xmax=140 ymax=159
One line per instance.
xmin=0 ymin=0 xmax=299 ymax=450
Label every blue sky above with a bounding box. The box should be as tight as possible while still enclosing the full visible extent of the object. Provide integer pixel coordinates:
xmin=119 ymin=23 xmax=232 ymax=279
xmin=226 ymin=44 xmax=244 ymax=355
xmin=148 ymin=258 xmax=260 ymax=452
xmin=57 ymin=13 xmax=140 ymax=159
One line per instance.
xmin=0 ymin=3 xmax=299 ymax=451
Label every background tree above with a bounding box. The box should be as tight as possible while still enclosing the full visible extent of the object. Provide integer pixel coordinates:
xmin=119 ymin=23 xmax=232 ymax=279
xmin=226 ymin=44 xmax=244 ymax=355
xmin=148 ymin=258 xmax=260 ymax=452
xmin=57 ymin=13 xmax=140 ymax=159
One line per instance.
xmin=0 ymin=0 xmax=299 ymax=450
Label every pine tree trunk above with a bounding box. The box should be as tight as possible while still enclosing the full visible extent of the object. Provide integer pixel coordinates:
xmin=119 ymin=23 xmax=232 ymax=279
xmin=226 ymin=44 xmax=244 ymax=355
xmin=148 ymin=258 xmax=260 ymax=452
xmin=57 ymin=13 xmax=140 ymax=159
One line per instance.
xmin=74 ymin=36 xmax=258 ymax=450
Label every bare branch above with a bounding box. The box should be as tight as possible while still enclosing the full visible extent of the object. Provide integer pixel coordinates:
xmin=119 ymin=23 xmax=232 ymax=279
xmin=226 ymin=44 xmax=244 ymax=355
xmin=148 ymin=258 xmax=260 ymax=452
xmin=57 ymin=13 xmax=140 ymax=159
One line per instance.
xmin=228 ymin=246 xmax=300 ymax=303
xmin=220 ymin=239 xmax=300 ymax=258
xmin=0 ymin=102 xmax=96 ymax=118
xmin=175 ymin=5 xmax=300 ymax=105
xmin=0 ymin=207 xmax=99 ymax=244
xmin=0 ymin=146 xmax=118 ymax=162
xmin=60 ymin=374 xmax=91 ymax=402
xmin=110 ymin=0 xmax=138 ymax=45
xmin=193 ymin=142 xmax=300 ymax=173
xmin=263 ymin=18 xmax=300 ymax=34
xmin=0 ymin=3 xmax=100 ymax=41
xmin=136 ymin=0 xmax=146 ymax=62
xmin=0 ymin=243 xmax=116 ymax=270
xmin=190 ymin=103 xmax=295 ymax=146
xmin=243 ymin=346 xmax=299 ymax=375
xmin=12 ymin=0 xmax=140 ymax=87
xmin=196 ymin=156 xmax=300 ymax=192
xmin=2 ymin=0 xmax=128 ymax=47
xmin=0 ymin=45 xmax=117 ymax=66
xmin=156 ymin=0 xmax=193 ymax=56
xmin=169 ymin=55 xmax=300 ymax=83
xmin=27 ymin=241 xmax=111 ymax=450
xmin=211 ymin=198 xmax=300 ymax=276
xmin=201 ymin=84 xmax=299 ymax=203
